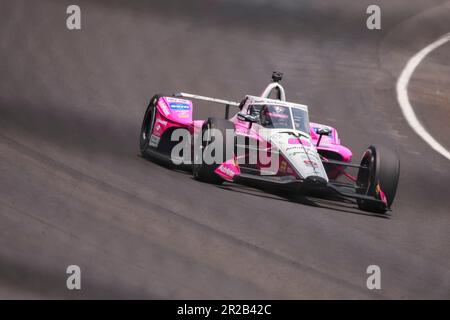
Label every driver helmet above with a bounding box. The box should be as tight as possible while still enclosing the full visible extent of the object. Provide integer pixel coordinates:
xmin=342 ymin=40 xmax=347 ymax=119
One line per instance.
xmin=260 ymin=105 xmax=290 ymax=127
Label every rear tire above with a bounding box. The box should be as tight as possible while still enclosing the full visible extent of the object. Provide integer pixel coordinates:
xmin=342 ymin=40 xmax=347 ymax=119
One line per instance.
xmin=356 ymin=145 xmax=400 ymax=213
xmin=193 ymin=117 xmax=235 ymax=184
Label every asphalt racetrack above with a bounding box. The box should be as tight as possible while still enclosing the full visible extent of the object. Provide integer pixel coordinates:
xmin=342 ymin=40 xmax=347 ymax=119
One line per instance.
xmin=0 ymin=0 xmax=449 ymax=299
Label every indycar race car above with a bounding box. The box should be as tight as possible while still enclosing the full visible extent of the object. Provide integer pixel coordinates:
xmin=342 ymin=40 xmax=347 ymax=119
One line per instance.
xmin=139 ymin=72 xmax=400 ymax=214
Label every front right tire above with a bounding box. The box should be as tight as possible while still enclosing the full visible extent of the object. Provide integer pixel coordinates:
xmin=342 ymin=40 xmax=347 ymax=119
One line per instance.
xmin=356 ymin=145 xmax=400 ymax=213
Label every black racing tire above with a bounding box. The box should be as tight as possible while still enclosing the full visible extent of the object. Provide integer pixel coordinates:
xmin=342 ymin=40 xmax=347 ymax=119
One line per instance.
xmin=140 ymin=94 xmax=160 ymax=157
xmin=356 ymin=145 xmax=400 ymax=213
xmin=193 ymin=117 xmax=235 ymax=185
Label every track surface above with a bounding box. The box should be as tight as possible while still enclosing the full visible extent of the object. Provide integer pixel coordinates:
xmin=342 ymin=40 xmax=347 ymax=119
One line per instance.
xmin=0 ymin=0 xmax=449 ymax=299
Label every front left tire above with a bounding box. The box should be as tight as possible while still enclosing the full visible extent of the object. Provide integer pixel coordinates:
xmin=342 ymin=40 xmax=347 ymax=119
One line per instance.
xmin=192 ymin=117 xmax=235 ymax=184
xmin=140 ymin=95 xmax=159 ymax=157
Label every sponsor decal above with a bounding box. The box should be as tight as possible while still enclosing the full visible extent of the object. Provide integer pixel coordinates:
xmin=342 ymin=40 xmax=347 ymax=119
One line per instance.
xmin=158 ymin=99 xmax=171 ymax=116
xmin=156 ymin=119 xmax=168 ymax=126
xmin=177 ymin=112 xmax=190 ymax=118
xmin=288 ymin=138 xmax=300 ymax=144
xmin=218 ymin=165 xmax=236 ymax=178
xmin=288 ymin=138 xmax=312 ymax=147
xmin=301 ymin=139 xmax=311 ymax=147
xmin=149 ymin=134 xmax=160 ymax=147
xmin=153 ymin=118 xmax=168 ymax=136
xmin=285 ymin=146 xmax=303 ymax=151
xmin=279 ymin=160 xmax=288 ymax=173
xmin=285 ymin=146 xmax=304 ymax=157
xmin=375 ymin=181 xmax=387 ymax=205
xmin=304 ymin=159 xmax=318 ymax=168
xmin=166 ymin=97 xmax=191 ymax=104
xmin=214 ymin=157 xmax=240 ymax=181
xmin=170 ymin=103 xmax=191 ymax=111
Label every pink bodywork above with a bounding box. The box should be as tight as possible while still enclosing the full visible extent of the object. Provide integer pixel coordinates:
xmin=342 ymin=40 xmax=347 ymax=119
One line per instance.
xmin=309 ymin=122 xmax=353 ymax=163
xmin=152 ymin=97 xmax=204 ymax=139
xmin=309 ymin=122 xmax=353 ymax=180
xmin=214 ymin=157 xmax=241 ymax=181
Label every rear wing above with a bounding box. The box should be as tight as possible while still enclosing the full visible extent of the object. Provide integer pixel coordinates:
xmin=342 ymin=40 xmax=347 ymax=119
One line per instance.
xmin=174 ymin=92 xmax=240 ymax=119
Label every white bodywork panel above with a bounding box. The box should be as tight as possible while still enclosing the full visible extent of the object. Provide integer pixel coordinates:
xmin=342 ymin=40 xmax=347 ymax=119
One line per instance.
xmin=257 ymin=128 xmax=329 ymax=181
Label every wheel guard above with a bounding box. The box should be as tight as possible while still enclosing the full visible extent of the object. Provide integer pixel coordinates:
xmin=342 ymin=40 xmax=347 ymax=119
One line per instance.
xmin=375 ymin=181 xmax=388 ymax=205
xmin=214 ymin=157 xmax=241 ymax=182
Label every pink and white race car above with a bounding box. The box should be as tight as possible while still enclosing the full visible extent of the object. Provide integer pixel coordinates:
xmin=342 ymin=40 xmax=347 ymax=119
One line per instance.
xmin=139 ymin=72 xmax=400 ymax=214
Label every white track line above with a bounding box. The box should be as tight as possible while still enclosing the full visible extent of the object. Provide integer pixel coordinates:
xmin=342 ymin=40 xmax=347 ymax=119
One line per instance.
xmin=396 ymin=33 xmax=450 ymax=161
